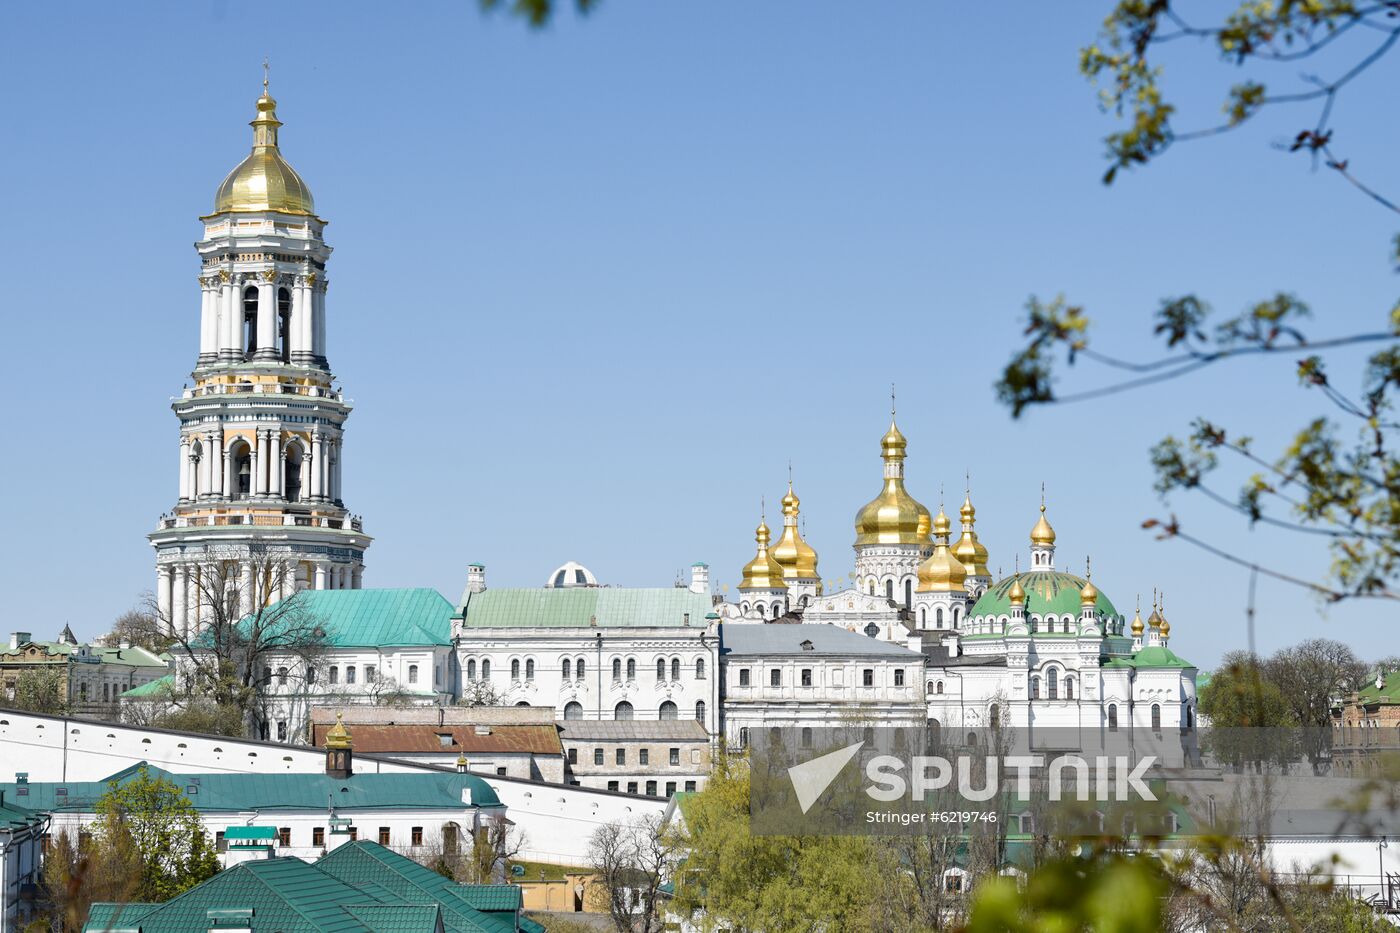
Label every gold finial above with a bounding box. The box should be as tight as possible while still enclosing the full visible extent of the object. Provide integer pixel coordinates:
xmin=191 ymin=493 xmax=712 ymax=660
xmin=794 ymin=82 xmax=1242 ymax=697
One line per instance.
xmin=1040 ymin=482 xmax=1046 ymax=510
xmin=890 ymin=383 xmax=896 ymax=421
xmin=262 ymin=57 xmax=270 ymax=96
xmin=1085 ymin=556 xmax=1091 ymax=579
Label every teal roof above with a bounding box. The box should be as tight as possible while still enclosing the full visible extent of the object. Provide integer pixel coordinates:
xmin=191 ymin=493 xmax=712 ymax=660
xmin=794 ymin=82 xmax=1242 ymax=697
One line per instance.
xmin=1101 ymin=645 xmax=1196 ymax=670
xmin=459 ymin=587 xmax=714 ymax=629
xmin=119 ymin=672 xmax=173 ymax=699
xmin=454 ymin=885 xmax=521 ymax=911
xmin=969 ymin=571 xmax=1120 ymax=621
xmin=1356 ymin=670 xmax=1400 ymax=703
xmin=0 ymin=640 xmax=167 ymax=668
xmin=2 ymin=763 xmax=501 ymax=813
xmin=83 ymin=844 xmax=532 ymax=933
xmin=224 ymin=825 xmax=278 ymax=840
xmin=0 ymin=796 xmax=43 ymax=831
xmin=210 ymin=589 xmax=453 ymax=649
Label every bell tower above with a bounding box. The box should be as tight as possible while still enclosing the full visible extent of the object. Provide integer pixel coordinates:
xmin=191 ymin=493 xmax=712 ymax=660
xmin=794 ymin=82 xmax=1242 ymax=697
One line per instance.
xmin=148 ymin=79 xmax=371 ymax=636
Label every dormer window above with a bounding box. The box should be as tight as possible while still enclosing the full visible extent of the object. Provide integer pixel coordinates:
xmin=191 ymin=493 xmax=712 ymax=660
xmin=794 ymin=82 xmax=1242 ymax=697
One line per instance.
xmin=800 ymin=640 xmax=814 ymax=651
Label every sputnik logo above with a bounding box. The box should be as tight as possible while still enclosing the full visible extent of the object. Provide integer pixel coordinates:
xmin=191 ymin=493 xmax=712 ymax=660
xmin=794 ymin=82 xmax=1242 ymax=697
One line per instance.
xmin=788 ymin=742 xmax=864 ymax=814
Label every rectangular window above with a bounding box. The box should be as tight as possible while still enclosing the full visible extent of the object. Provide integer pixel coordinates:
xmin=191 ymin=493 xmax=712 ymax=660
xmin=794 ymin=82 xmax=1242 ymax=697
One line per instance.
xmin=346 ymin=666 xmax=356 ymax=685
xmin=411 ymin=826 xmax=423 ymax=846
xmin=365 ymin=664 xmax=376 ymax=682
xmin=378 ymin=827 xmax=391 ymax=846
xmin=278 ymin=827 xmax=291 ymax=846
xmin=894 ymin=669 xmax=905 ymax=687
xmin=627 ymin=781 xmax=638 ymax=794
xmin=312 ymin=827 xmax=325 ymax=847
xmin=862 ymin=669 xmax=874 ymax=687
xmin=669 ymin=747 xmax=680 ymax=766
xmin=567 ymin=748 xmax=578 ymax=764
xmin=215 ymin=831 xmax=227 ymax=852
xmin=348 ymin=827 xmax=358 ymax=841
xmin=329 ymin=666 xmax=338 ymax=684
xmin=639 ymin=748 xmax=649 ymax=766
xmin=738 ymin=668 xmax=750 ymax=687
xmin=685 ymin=780 xmax=696 ymax=792
xmin=277 ymin=721 xmax=287 ymax=742
xmin=594 ymin=749 xmax=604 ymax=766
xmin=607 ymin=780 xmax=619 ymax=792
xmin=801 ymin=668 xmax=812 ymax=687
xmin=770 ymin=669 xmax=781 ymax=687
xmin=615 ymin=749 xmax=626 ymax=765
xmin=496 ymin=767 xmax=507 ymax=776
xmin=646 ymin=780 xmax=658 ymax=797
xmin=666 ymin=781 xmax=676 ymax=798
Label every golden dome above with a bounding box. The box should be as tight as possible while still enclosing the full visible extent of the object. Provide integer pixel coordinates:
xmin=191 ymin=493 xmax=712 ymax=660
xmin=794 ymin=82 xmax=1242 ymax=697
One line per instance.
xmin=854 ymin=419 xmax=931 ymax=546
xmin=211 ymin=90 xmax=316 ymax=217
xmin=1007 ymin=576 xmax=1027 ymax=606
xmin=917 ymin=508 xmax=967 ymax=593
xmin=1131 ymin=610 xmax=1145 ymax=635
xmin=1030 ymin=503 xmax=1057 ymax=547
xmin=325 ymin=710 xmax=352 ymax=749
xmin=953 ymin=490 xmax=992 ymax=577
xmin=771 ymin=483 xmax=821 ymax=583
xmin=1080 ymin=578 xmax=1099 ymax=607
xmin=1159 ymin=595 xmax=1171 ymax=636
xmin=740 ymin=519 xmax=788 ymax=591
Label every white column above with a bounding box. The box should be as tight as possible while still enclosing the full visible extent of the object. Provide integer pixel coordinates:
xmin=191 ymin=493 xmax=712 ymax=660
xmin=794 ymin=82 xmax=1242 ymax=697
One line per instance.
xmin=249 ymin=432 xmax=263 ymax=497
xmin=222 ymin=282 xmax=240 ymax=360
xmin=178 ymin=437 xmax=190 ymax=501
xmin=314 ymin=562 xmax=328 ymax=590
xmin=299 ymin=450 xmax=311 ymax=503
xmin=351 ymin=565 xmax=363 ymax=589
xmin=198 ymin=286 xmax=216 ymax=364
xmin=186 ymin=442 xmax=199 ymax=499
xmin=157 ymin=565 xmax=173 ymax=626
xmin=272 ymin=433 xmax=285 ymax=498
xmin=222 ymin=441 xmax=234 ymax=498
xmin=172 ymin=565 xmax=189 ymax=637
xmin=255 ymin=280 xmax=277 ymax=360
xmin=312 ymin=284 xmax=326 ymax=361
xmin=292 ymin=280 xmax=311 ymax=363
xmin=329 ymin=439 xmax=340 ymax=502
xmin=310 ymin=433 xmax=323 ymax=500
xmin=241 ymin=560 xmax=255 ymax=617
xmin=295 ymin=562 xmax=309 ymax=592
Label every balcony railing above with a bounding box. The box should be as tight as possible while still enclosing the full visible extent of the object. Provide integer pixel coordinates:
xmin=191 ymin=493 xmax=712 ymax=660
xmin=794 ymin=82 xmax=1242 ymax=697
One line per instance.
xmin=181 ymin=382 xmax=343 ymax=401
xmin=157 ymin=513 xmax=363 ymax=532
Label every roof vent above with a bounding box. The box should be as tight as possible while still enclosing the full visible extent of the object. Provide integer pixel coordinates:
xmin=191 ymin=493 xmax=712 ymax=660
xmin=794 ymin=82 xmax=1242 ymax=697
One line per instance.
xmin=474 ymin=725 xmax=491 ymax=736
xmin=800 ymin=639 xmax=814 ymax=651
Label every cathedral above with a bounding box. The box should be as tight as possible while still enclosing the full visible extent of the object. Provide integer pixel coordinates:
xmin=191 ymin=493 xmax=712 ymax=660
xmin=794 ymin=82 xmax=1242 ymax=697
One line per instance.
xmin=148 ymin=80 xmax=371 ymax=636
xmin=728 ymin=413 xmax=1200 ymax=735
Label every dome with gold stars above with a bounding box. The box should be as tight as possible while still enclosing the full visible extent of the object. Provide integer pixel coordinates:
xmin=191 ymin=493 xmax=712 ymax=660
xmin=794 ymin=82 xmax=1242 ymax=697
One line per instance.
xmin=770 ymin=483 xmax=820 ymax=583
xmin=854 ymin=419 xmax=932 ymax=546
xmin=211 ymin=86 xmax=316 ymax=217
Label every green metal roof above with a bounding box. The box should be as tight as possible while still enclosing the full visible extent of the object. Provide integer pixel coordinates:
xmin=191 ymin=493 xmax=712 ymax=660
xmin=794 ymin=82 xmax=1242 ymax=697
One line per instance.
xmin=215 ymin=588 xmax=454 ymax=648
xmin=0 ymin=641 xmax=168 ymax=668
xmin=83 ymin=845 xmax=533 ymax=933
xmin=2 ymin=762 xmax=501 ymax=813
xmin=969 ymin=571 xmax=1120 ymax=621
xmin=453 ymin=885 xmax=521 ymax=911
xmin=119 ymin=673 xmax=174 ymax=699
xmin=458 ymin=587 xmax=714 ymax=629
xmin=1101 ymin=645 xmax=1196 ymax=670
xmin=224 ymin=825 xmax=278 ymax=840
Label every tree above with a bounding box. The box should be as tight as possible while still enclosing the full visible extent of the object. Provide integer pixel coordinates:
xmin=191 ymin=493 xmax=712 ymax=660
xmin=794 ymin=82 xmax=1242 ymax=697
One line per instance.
xmin=147 ymin=545 xmax=329 ymax=736
xmin=588 ymin=814 xmax=678 ymax=933
xmin=10 ymin=667 xmax=69 ymax=715
xmin=464 ymin=816 xmax=526 ymax=885
xmin=91 ymin=764 xmax=220 ymax=902
xmin=1266 ymin=638 xmax=1368 ymax=769
xmin=150 ymin=701 xmax=248 ymax=738
xmin=102 ymin=608 xmax=172 ymax=653
xmin=1199 ymin=651 xmax=1301 ymax=771
xmin=37 ymin=827 xmax=141 ymax=933
xmin=994 ymin=2 xmax=1400 ymax=604
xmin=457 ymin=679 xmax=500 ymax=708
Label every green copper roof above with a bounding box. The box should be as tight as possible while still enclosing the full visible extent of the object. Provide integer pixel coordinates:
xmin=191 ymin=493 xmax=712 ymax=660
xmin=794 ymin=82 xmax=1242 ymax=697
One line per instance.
xmin=1101 ymin=645 xmax=1196 ymax=670
xmin=458 ymin=587 xmax=714 ymax=629
xmin=224 ymin=825 xmax=278 ymax=840
xmin=119 ymin=672 xmax=173 ymax=698
xmin=2 ymin=763 xmax=501 ymax=812
xmin=1356 ymin=671 xmax=1400 ymax=703
xmin=454 ymin=885 xmax=521 ymax=911
xmin=342 ymin=904 xmax=443 ymax=932
xmin=216 ymin=588 xmax=454 ymax=649
xmin=969 ymin=571 xmax=1119 ymax=620
xmin=0 ymin=640 xmax=167 ymax=668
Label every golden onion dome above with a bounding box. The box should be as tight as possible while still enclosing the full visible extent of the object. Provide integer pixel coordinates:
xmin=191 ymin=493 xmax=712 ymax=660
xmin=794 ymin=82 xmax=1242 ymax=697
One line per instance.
xmin=740 ymin=519 xmax=788 ymax=591
xmin=771 ymin=483 xmax=821 ymax=582
xmin=211 ymin=89 xmax=316 ymax=217
xmin=854 ymin=419 xmax=932 ymax=546
xmin=1080 ymin=578 xmax=1099 ymax=607
xmin=932 ymin=506 xmax=952 ymax=538
xmin=1007 ymin=575 xmax=1027 ymax=607
xmin=1030 ymin=503 xmax=1057 ymax=547
xmin=1158 ymin=595 xmax=1171 ymax=636
xmin=324 ymin=710 xmax=352 ymax=749
xmin=1131 ymin=609 xmax=1145 ymax=635
xmin=953 ymin=490 xmax=992 ymax=577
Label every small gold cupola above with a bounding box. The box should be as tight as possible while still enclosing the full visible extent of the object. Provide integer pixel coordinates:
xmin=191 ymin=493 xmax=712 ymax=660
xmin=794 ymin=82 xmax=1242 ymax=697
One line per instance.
xmin=917 ymin=499 xmax=968 ymax=593
xmin=1079 ymin=558 xmax=1099 ymax=608
xmin=211 ymin=70 xmax=316 ymax=217
xmin=1029 ymin=485 xmax=1057 ymax=571
xmin=324 ymin=710 xmax=353 ymax=779
xmin=739 ymin=509 xmax=788 ymax=591
xmin=1131 ymin=595 xmax=1145 ymax=636
xmin=770 ymin=474 xmax=821 ymax=587
xmin=953 ymin=482 xmax=992 ymax=578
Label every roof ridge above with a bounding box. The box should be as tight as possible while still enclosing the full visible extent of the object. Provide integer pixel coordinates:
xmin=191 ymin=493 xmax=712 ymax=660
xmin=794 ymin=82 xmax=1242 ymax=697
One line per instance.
xmin=244 ymin=857 xmax=371 ymax=931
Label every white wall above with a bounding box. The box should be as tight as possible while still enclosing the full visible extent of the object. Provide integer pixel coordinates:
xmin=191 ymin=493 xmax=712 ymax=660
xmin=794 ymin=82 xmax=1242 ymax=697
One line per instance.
xmin=0 ymin=708 xmax=665 ymax=865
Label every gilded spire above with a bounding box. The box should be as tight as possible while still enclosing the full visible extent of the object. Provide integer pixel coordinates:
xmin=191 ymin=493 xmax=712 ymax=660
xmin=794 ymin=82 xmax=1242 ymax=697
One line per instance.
xmin=740 ymin=504 xmax=788 ymax=591
xmin=953 ymin=476 xmax=992 ymax=577
xmin=771 ymin=471 xmax=821 ymax=585
xmin=1147 ymin=588 xmax=1163 ymax=628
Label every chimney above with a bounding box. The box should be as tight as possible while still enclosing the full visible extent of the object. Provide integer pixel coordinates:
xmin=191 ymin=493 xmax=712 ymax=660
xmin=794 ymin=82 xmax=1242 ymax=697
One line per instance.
xmin=689 ymin=562 xmax=710 ymax=595
xmin=466 ymin=563 xmax=487 ymax=595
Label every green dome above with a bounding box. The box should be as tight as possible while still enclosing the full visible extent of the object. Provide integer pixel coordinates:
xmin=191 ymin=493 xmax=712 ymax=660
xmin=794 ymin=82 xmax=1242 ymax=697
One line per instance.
xmin=969 ymin=571 xmax=1119 ymax=621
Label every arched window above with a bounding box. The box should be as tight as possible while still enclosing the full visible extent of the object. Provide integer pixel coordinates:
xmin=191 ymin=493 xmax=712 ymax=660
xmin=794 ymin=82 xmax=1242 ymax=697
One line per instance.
xmin=695 ymin=658 xmax=705 ymax=679
xmin=926 ymin=681 xmax=934 ymax=694
xmin=739 ymin=727 xmax=750 ymax=748
xmin=919 ymin=608 xmax=926 ymax=624
xmin=657 ymin=658 xmax=666 ymax=680
xmin=671 ymin=658 xmax=680 ymax=681
xmin=277 ymin=287 xmax=292 ymax=362
xmin=467 ymin=659 xmax=476 ymax=680
xmin=562 ymin=658 xmax=571 ymax=680
xmin=1151 ymin=704 xmax=1162 ymax=731
xmin=510 ymin=659 xmax=520 ymax=681
xmin=904 ymin=579 xmax=913 ymax=608
xmin=1064 ymin=677 xmax=1074 ymax=700
xmin=926 ymin=720 xmax=941 ymax=749
xmin=659 ymin=701 xmax=678 ymax=720
xmin=1187 ymin=706 xmax=1195 ymax=729
xmin=1047 ymin=667 xmax=1059 ymax=700
xmin=772 ymin=604 xmax=781 ymax=619
xmin=525 ymin=659 xmax=535 ymax=681
xmin=612 ymin=658 xmax=622 ymax=682
xmin=989 ymin=703 xmax=1000 ymax=729
xmin=276 ymin=667 xmax=288 ymax=686
xmin=231 ymin=440 xmax=252 ymax=498
xmin=1030 ymin=676 xmax=1041 ymax=700
xmin=935 ymin=607 xmax=944 ymax=627
xmin=936 ymin=681 xmax=944 ymax=695
xmin=284 ymin=443 xmax=303 ymax=502
xmin=626 ymin=658 xmax=636 ymax=681
xmin=575 ymin=658 xmax=585 ymax=681
xmin=563 ymin=701 xmax=583 ymax=720
xmin=952 ymin=606 xmax=962 ymax=624
xmin=242 ymin=286 xmax=259 ymax=357
xmin=885 ymin=579 xmax=894 ymax=599
xmin=481 ymin=660 xmax=490 ymax=679
xmin=694 ymin=700 xmax=706 ymax=722
xmin=615 ymin=701 xmax=634 ymax=721
xmin=408 ymin=664 xmax=419 ymax=684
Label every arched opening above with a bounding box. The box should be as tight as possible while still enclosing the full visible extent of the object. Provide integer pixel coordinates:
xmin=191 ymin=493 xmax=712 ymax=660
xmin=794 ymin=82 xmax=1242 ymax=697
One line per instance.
xmin=510 ymin=659 xmax=520 ymax=681
xmin=562 ymin=658 xmax=571 ymax=680
xmin=989 ymin=703 xmax=1000 ymax=729
xmin=1107 ymin=703 xmax=1118 ymax=731
xmin=1064 ymin=677 xmax=1075 ymax=700
xmin=242 ymin=287 xmax=259 ymax=358
xmin=575 ymin=658 xmax=585 ymax=680
xmin=936 ymin=681 xmax=944 ymax=695
xmin=694 ymin=700 xmax=706 ymax=722
xmin=771 ymin=604 xmax=781 ymax=619
xmin=228 ymin=438 xmax=252 ymax=499
xmin=885 ymin=579 xmax=894 ymax=600
xmin=1030 ymin=676 xmax=1041 ymax=700
xmin=904 ymin=578 xmax=913 ymax=608
xmin=658 ymin=701 xmax=678 ymax=720
xmin=695 ymin=658 xmax=705 ymax=679
xmin=612 ymin=658 xmax=622 ymax=682
xmin=656 ymin=658 xmax=666 ymax=681
xmin=466 ymin=659 xmax=476 ymax=680
xmin=1047 ymin=667 xmax=1059 ymax=700
xmin=525 ymin=659 xmax=535 ymax=680
xmin=671 ymin=658 xmax=680 ymax=681
xmin=277 ymin=287 xmax=292 ymax=362
xmin=283 ymin=442 xmax=304 ymax=502
xmin=563 ymin=701 xmax=583 ymax=720
xmin=480 ymin=660 xmax=489 ymax=679
xmin=935 ymin=607 xmax=944 ymax=627
xmin=1151 ymin=703 xmax=1162 ymax=731
xmin=626 ymin=658 xmax=636 ymax=681
xmin=614 ymin=701 xmax=634 ymax=721
xmin=925 ymin=719 xmax=941 ymax=750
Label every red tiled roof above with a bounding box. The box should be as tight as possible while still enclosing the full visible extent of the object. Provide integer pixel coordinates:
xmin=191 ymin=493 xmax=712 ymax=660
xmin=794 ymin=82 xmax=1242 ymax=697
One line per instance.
xmin=311 ymin=723 xmax=563 ymax=756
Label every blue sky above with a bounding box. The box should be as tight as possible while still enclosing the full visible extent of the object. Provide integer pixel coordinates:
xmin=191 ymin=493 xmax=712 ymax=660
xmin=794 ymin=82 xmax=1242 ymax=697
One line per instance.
xmin=2 ymin=2 xmax=1396 ymax=667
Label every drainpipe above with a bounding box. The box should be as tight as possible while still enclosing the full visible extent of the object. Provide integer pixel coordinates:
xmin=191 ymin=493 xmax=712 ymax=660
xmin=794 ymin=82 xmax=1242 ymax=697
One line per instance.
xmin=595 ymin=632 xmax=603 ymax=721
